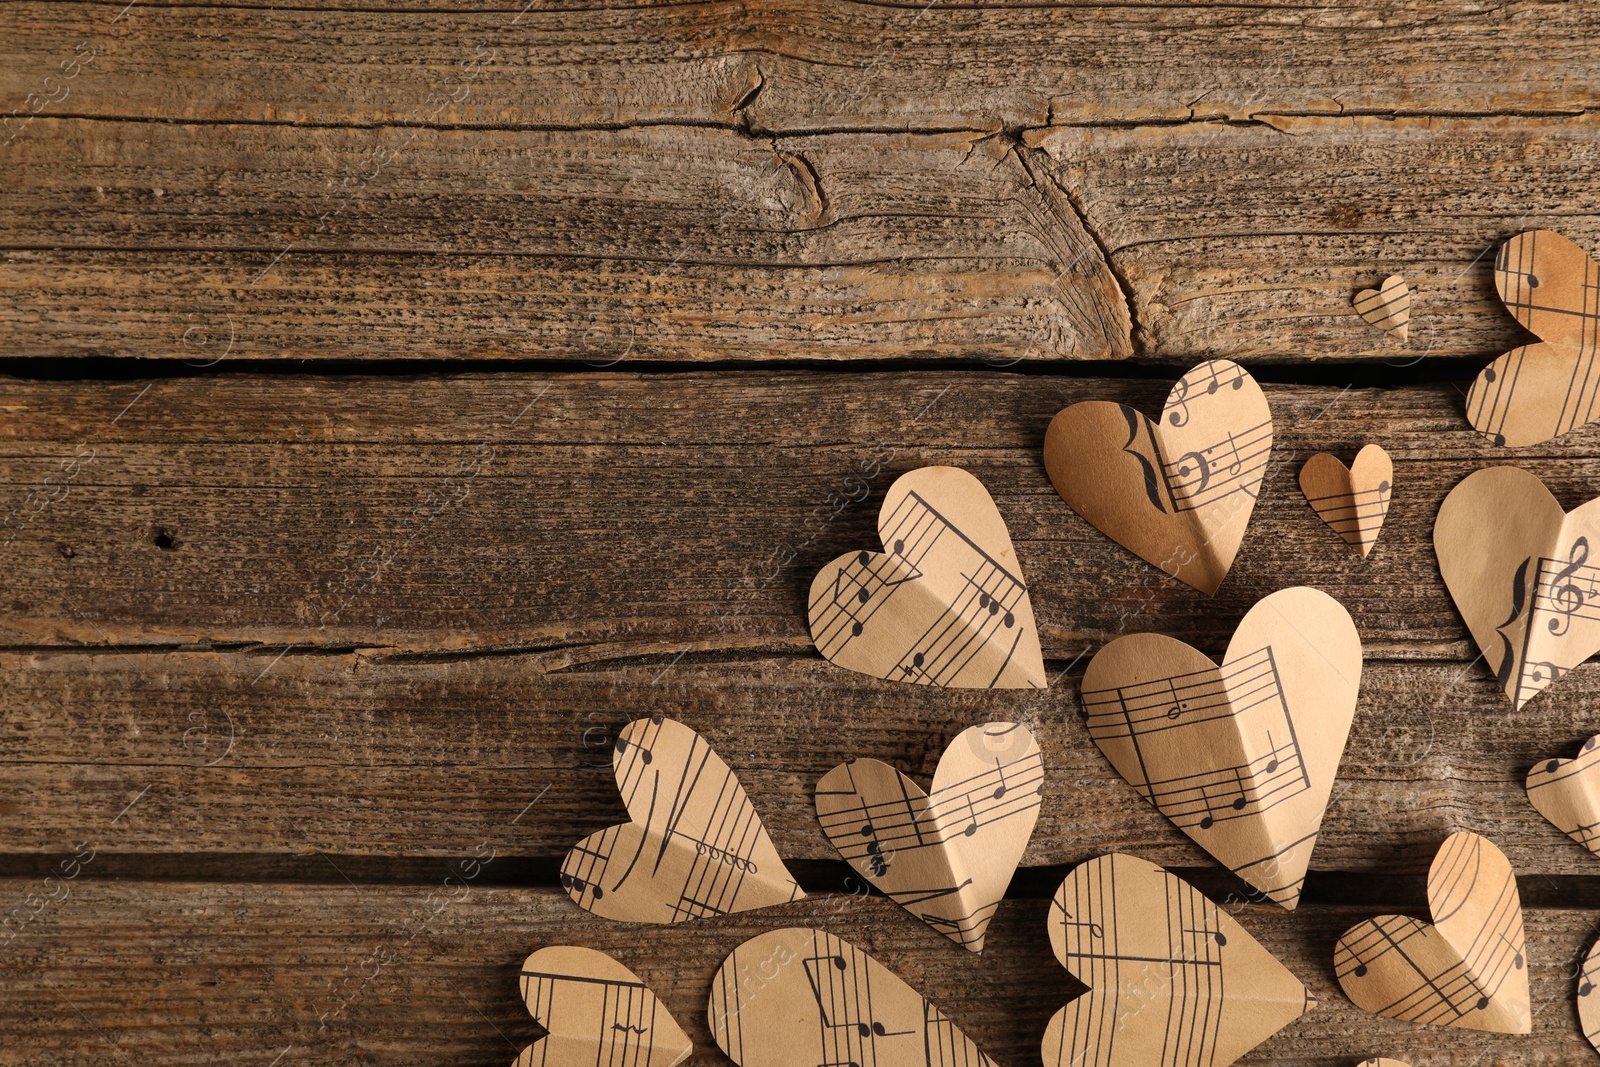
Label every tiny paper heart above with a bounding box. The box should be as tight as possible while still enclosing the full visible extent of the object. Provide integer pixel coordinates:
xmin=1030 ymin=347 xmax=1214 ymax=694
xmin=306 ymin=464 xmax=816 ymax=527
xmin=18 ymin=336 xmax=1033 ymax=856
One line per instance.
xmin=1353 ymin=274 xmax=1411 ymax=341
xmin=1080 ymin=586 xmax=1361 ymax=908
xmin=1434 ymin=465 xmax=1600 ymax=710
xmin=1578 ymin=936 xmax=1600 ymax=1053
xmin=1334 ymin=832 xmax=1530 ymax=1033
xmin=808 ymin=466 xmax=1046 ymax=688
xmin=1044 ymin=359 xmax=1272 ymax=595
xmin=709 ymin=927 xmax=996 ymax=1067
xmin=561 ymin=716 xmax=803 ymax=923
xmin=1043 ymin=853 xmax=1312 ymax=1067
xmin=1526 ymin=733 xmax=1600 ymax=858
xmin=1360 ymin=1061 xmax=1415 ymax=1067
xmin=1466 ymin=230 xmax=1600 ymax=446
xmin=514 ymin=946 xmax=692 ymax=1067
xmin=814 ymin=722 xmax=1043 ymax=952
xmin=1299 ymin=445 xmax=1393 ymax=557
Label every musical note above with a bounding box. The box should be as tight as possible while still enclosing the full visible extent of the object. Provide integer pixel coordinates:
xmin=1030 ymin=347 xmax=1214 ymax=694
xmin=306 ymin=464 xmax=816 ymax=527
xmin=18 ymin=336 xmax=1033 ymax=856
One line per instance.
xmin=1044 ymin=854 xmax=1311 ymax=1067
xmin=514 ymin=946 xmax=692 ymax=1067
xmin=808 ymin=467 xmax=1046 ymax=689
xmin=1578 ymin=937 xmax=1600 ymax=1053
xmin=709 ymin=928 xmax=996 ymax=1067
xmin=1526 ymin=732 xmax=1600 ymax=858
xmin=560 ymin=716 xmax=804 ymax=924
xmin=815 ymin=723 xmax=1043 ymax=952
xmin=1334 ymin=832 xmax=1530 ymax=1033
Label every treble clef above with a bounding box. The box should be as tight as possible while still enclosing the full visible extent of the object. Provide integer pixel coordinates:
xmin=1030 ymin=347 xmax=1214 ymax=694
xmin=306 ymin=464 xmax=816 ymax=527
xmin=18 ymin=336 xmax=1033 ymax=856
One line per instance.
xmin=1546 ymin=536 xmax=1591 ymax=637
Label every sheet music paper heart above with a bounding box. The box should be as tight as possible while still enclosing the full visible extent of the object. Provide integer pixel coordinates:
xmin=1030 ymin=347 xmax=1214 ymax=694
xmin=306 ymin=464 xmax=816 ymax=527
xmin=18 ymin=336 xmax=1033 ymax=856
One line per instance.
xmin=561 ymin=715 xmax=804 ymax=923
xmin=1359 ymin=1061 xmax=1414 ymax=1067
xmin=1043 ymin=853 xmax=1313 ymax=1067
xmin=1526 ymin=733 xmax=1600 ymax=858
xmin=1467 ymin=230 xmax=1600 ymax=446
xmin=709 ymin=927 xmax=997 ymax=1067
xmin=1299 ymin=445 xmax=1393 ymax=557
xmin=1080 ymin=587 xmax=1361 ymax=909
xmin=1334 ymin=832 xmax=1530 ymax=1034
xmin=514 ymin=946 xmax=692 ymax=1067
xmin=815 ymin=722 xmax=1043 ymax=952
xmin=1044 ymin=359 xmax=1272 ymax=595
xmin=808 ymin=466 xmax=1046 ymax=688
xmin=1353 ymin=274 xmax=1411 ymax=341
xmin=1435 ymin=465 xmax=1600 ymax=710
xmin=1578 ymin=937 xmax=1600 ymax=1054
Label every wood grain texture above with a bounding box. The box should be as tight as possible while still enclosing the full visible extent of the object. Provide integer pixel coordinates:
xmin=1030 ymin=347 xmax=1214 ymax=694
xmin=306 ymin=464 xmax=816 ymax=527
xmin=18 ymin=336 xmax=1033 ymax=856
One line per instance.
xmin=3 ymin=882 xmax=1595 ymax=1067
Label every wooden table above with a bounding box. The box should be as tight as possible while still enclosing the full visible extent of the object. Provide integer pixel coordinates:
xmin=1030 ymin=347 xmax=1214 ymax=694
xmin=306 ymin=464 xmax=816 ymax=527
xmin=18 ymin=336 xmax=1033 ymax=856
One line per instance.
xmin=4 ymin=3 xmax=1600 ymax=1064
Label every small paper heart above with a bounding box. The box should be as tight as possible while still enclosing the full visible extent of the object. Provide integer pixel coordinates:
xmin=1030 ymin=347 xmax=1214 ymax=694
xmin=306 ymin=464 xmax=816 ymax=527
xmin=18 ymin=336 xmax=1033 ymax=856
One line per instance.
xmin=1081 ymin=586 xmax=1362 ymax=909
xmin=560 ymin=716 xmax=803 ymax=923
xmin=1526 ymin=733 xmax=1600 ymax=857
xmin=709 ymin=928 xmax=997 ymax=1067
xmin=1354 ymin=274 xmax=1410 ymax=341
xmin=1043 ymin=854 xmax=1313 ymax=1067
xmin=1299 ymin=445 xmax=1393 ymax=557
xmin=1435 ymin=465 xmax=1600 ymax=709
xmin=514 ymin=946 xmax=692 ymax=1067
xmin=1044 ymin=359 xmax=1272 ymax=595
xmin=815 ymin=722 xmax=1043 ymax=952
xmin=808 ymin=466 xmax=1046 ymax=688
xmin=1334 ymin=832 xmax=1529 ymax=1033
xmin=1579 ymin=936 xmax=1600 ymax=1053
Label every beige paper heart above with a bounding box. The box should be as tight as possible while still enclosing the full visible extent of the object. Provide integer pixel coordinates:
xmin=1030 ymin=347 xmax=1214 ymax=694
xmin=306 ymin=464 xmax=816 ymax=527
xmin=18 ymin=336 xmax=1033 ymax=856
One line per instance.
xmin=561 ymin=716 xmax=803 ymax=923
xmin=808 ymin=466 xmax=1046 ymax=688
xmin=814 ymin=722 xmax=1042 ymax=952
xmin=1526 ymin=733 xmax=1600 ymax=857
xmin=1044 ymin=359 xmax=1273 ymax=595
xmin=1081 ymin=586 xmax=1361 ymax=909
xmin=514 ymin=946 xmax=692 ymax=1067
xmin=1435 ymin=465 xmax=1600 ymax=710
xmin=1334 ymin=832 xmax=1529 ymax=1034
xmin=1578 ymin=937 xmax=1600 ymax=1054
xmin=1359 ymin=1061 xmax=1414 ymax=1067
xmin=1353 ymin=274 xmax=1411 ymax=341
xmin=709 ymin=927 xmax=996 ymax=1067
xmin=1467 ymin=230 xmax=1600 ymax=446
xmin=1044 ymin=854 xmax=1312 ymax=1067
xmin=1299 ymin=445 xmax=1393 ymax=557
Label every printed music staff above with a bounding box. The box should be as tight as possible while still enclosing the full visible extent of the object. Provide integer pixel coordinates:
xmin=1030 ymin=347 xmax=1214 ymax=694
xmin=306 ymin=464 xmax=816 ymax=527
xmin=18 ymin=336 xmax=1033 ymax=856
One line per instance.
xmin=1435 ymin=465 xmax=1600 ymax=709
xmin=514 ymin=946 xmax=692 ymax=1067
xmin=1466 ymin=230 xmax=1600 ymax=446
xmin=1044 ymin=359 xmax=1273 ymax=595
xmin=1299 ymin=445 xmax=1394 ymax=557
xmin=1334 ymin=832 xmax=1530 ymax=1034
xmin=815 ymin=722 xmax=1043 ymax=952
xmin=708 ymin=927 xmax=996 ymax=1067
xmin=561 ymin=716 xmax=804 ymax=924
xmin=1080 ymin=587 xmax=1362 ymax=909
xmin=1526 ymin=734 xmax=1600 ymax=858
xmin=1579 ymin=937 xmax=1600 ymax=1054
xmin=1353 ymin=274 xmax=1412 ymax=342
xmin=809 ymin=466 xmax=1046 ymax=688
xmin=1043 ymin=853 xmax=1313 ymax=1067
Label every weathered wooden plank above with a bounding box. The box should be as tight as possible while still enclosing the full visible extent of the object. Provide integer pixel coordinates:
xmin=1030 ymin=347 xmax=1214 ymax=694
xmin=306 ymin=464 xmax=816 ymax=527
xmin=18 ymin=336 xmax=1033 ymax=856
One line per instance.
xmin=4 ymin=1 xmax=1598 ymax=132
xmin=1 ymin=371 xmax=1595 ymax=654
xmin=6 ymin=647 xmax=1600 ymax=878
xmin=2 ymin=881 xmax=1594 ymax=1066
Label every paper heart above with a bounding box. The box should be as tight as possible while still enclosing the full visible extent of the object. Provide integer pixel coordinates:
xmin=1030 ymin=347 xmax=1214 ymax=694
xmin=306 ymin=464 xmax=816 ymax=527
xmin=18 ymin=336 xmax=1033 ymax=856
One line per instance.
xmin=1578 ymin=936 xmax=1600 ymax=1054
xmin=561 ymin=716 xmax=804 ymax=923
xmin=808 ymin=466 xmax=1046 ymax=688
xmin=1334 ymin=832 xmax=1530 ymax=1033
xmin=708 ymin=927 xmax=996 ymax=1067
xmin=1353 ymin=274 xmax=1411 ymax=341
xmin=514 ymin=946 xmax=692 ymax=1067
xmin=1299 ymin=445 xmax=1393 ymax=557
xmin=1526 ymin=733 xmax=1600 ymax=857
xmin=1043 ymin=853 xmax=1312 ymax=1067
xmin=1466 ymin=230 xmax=1600 ymax=446
xmin=1044 ymin=359 xmax=1273 ymax=595
xmin=1081 ymin=586 xmax=1361 ymax=909
xmin=1359 ymin=1061 xmax=1414 ymax=1067
xmin=1434 ymin=465 xmax=1600 ymax=710
xmin=814 ymin=722 xmax=1042 ymax=952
